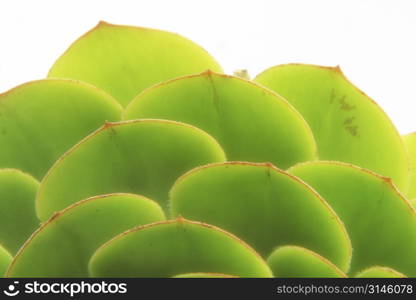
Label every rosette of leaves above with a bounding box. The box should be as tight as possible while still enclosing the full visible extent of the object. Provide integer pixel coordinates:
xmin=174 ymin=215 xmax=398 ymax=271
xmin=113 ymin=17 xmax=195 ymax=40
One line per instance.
xmin=0 ymin=22 xmax=415 ymax=278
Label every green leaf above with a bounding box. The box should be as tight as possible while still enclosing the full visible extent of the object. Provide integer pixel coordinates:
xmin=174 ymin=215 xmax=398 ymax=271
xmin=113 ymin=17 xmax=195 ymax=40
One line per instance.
xmin=170 ymin=162 xmax=351 ymax=272
xmin=255 ymin=64 xmax=409 ymax=192
xmin=88 ymin=219 xmax=272 ymax=278
xmin=172 ymin=273 xmax=238 ymax=278
xmin=0 ymin=169 xmax=39 ymax=254
xmin=36 ymin=119 xmax=226 ymax=220
xmin=48 ymin=21 xmax=222 ymax=106
xmin=0 ymin=79 xmax=122 ymax=179
xmin=354 ymin=266 xmax=406 ymax=278
xmin=267 ymin=245 xmax=346 ymax=278
xmin=0 ymin=244 xmax=12 ymax=277
xmin=6 ymin=193 xmax=165 ymax=277
xmin=289 ymin=161 xmax=416 ymax=276
xmin=124 ymin=71 xmax=317 ymax=169
xmin=404 ymin=133 xmax=416 ymax=199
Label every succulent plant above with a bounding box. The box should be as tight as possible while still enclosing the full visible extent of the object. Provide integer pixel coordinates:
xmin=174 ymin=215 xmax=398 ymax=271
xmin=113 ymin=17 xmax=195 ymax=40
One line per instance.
xmin=1 ymin=21 xmax=415 ymax=278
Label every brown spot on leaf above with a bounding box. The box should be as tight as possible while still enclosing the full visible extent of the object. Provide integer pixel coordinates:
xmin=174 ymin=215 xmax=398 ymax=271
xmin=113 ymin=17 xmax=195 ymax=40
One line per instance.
xmin=343 ymin=117 xmax=355 ymax=125
xmin=345 ymin=125 xmax=359 ymax=136
xmin=338 ymin=95 xmax=356 ymax=111
xmin=329 ymin=88 xmax=336 ymax=104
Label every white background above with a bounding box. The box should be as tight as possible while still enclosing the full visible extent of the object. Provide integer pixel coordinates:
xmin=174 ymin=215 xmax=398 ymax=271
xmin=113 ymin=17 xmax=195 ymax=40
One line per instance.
xmin=0 ymin=0 xmax=415 ymax=134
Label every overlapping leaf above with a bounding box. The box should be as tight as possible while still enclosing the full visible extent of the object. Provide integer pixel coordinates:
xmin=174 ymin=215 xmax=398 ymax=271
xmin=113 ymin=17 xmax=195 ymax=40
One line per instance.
xmin=48 ymin=22 xmax=222 ymax=106
xmin=289 ymin=161 xmax=416 ymax=276
xmin=255 ymin=64 xmax=409 ymax=191
xmin=89 ymin=219 xmax=272 ymax=278
xmin=267 ymin=245 xmax=346 ymax=278
xmin=7 ymin=193 xmax=165 ymax=277
xmin=170 ymin=162 xmax=351 ymax=271
xmin=0 ymin=79 xmax=122 ymax=179
xmin=36 ymin=119 xmax=226 ymax=220
xmin=125 ymin=71 xmax=317 ymax=169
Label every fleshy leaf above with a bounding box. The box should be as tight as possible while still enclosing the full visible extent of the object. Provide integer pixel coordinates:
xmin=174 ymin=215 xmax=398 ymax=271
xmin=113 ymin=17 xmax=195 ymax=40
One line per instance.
xmin=255 ymin=64 xmax=409 ymax=191
xmin=170 ymin=162 xmax=351 ymax=272
xmin=48 ymin=21 xmax=222 ymax=106
xmin=36 ymin=119 xmax=226 ymax=220
xmin=124 ymin=71 xmax=317 ymax=169
xmin=267 ymin=245 xmax=346 ymax=278
xmin=0 ymin=244 xmax=12 ymax=277
xmin=289 ymin=161 xmax=416 ymax=276
xmin=355 ymin=266 xmax=406 ymax=278
xmin=172 ymin=273 xmax=238 ymax=278
xmin=404 ymin=133 xmax=416 ymax=199
xmin=0 ymin=79 xmax=122 ymax=179
xmin=0 ymin=169 xmax=39 ymax=254
xmin=88 ymin=219 xmax=272 ymax=278
xmin=7 ymin=193 xmax=165 ymax=277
